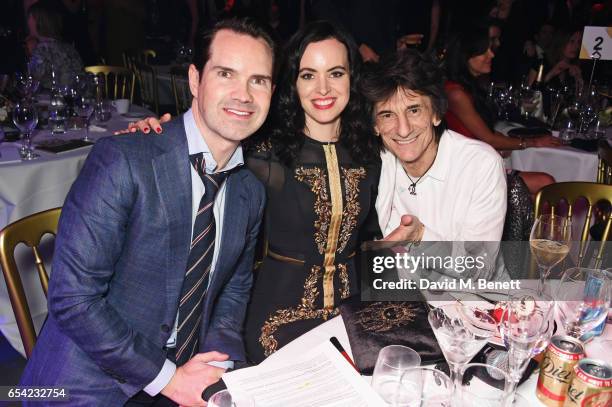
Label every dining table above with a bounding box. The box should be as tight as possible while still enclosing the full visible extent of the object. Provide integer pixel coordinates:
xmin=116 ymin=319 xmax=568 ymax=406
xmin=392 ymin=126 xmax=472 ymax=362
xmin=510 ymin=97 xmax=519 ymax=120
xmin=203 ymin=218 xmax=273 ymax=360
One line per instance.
xmin=265 ymin=298 xmax=611 ymax=406
xmin=0 ymin=104 xmax=151 ymax=356
xmin=496 ymin=121 xmax=612 ymax=183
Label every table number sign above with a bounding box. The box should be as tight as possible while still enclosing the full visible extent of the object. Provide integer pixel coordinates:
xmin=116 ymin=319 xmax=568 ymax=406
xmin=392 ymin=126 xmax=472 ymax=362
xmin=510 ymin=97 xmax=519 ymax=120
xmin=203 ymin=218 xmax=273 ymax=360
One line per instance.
xmin=579 ymin=26 xmax=611 ymax=60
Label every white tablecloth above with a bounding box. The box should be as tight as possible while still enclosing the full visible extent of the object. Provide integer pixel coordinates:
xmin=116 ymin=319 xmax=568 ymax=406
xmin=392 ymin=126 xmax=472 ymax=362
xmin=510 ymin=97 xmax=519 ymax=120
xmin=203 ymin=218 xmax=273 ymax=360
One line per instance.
xmin=0 ymin=106 xmax=150 ymax=356
xmin=268 ymin=309 xmax=611 ymax=406
xmin=496 ymin=121 xmax=610 ymax=183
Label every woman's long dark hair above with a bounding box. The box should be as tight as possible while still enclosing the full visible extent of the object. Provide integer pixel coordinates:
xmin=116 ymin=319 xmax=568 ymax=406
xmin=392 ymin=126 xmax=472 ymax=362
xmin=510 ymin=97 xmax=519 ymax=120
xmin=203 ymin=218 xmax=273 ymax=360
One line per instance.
xmin=445 ymin=24 xmax=497 ymax=130
xmin=252 ymin=21 xmax=380 ymax=167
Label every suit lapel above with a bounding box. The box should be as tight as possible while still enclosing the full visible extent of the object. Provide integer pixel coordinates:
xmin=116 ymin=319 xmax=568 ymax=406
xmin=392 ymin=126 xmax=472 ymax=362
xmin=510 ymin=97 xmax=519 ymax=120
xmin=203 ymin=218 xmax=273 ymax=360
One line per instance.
xmin=206 ymin=170 xmax=249 ymax=295
xmin=151 ymin=122 xmax=192 ymax=322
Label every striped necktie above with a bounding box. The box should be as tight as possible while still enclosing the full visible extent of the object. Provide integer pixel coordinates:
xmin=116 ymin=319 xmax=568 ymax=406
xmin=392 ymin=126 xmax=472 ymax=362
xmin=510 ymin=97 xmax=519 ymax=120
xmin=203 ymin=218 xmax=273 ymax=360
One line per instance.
xmin=175 ymin=153 xmax=230 ymax=365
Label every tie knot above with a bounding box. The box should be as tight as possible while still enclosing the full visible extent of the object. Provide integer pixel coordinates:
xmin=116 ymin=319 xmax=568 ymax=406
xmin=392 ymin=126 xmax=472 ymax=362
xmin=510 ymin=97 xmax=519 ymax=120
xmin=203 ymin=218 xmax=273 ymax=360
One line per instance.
xmin=189 ymin=153 xmax=230 ymax=194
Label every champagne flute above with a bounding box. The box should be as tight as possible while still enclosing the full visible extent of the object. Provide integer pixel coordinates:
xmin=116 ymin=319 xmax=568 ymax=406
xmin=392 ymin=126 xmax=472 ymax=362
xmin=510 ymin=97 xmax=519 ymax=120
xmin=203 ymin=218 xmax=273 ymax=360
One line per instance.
xmin=500 ymin=292 xmax=555 ymax=402
xmin=529 ymin=214 xmax=571 ymax=295
xmin=75 ymin=95 xmax=94 ymax=141
xmin=12 ymin=100 xmax=39 ymax=160
xmin=556 ymin=267 xmax=610 ymax=339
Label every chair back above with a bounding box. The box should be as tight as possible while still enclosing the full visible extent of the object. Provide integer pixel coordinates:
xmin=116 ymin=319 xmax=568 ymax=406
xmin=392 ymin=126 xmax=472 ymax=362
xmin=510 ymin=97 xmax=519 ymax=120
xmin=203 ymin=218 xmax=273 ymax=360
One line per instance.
xmin=597 ymin=139 xmax=612 ymax=184
xmin=534 ymin=182 xmax=612 ymax=268
xmin=134 ymin=61 xmax=159 ymax=115
xmin=170 ymin=65 xmax=191 ymax=116
xmin=0 ymin=208 xmax=61 ymax=358
xmin=85 ymin=65 xmax=135 ymax=101
xmin=123 ymin=49 xmax=157 ymax=71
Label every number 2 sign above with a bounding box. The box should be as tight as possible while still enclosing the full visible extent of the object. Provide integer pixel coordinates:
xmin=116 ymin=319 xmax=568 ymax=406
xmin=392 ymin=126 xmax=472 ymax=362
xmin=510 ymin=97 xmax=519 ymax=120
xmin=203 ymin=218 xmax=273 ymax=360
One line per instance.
xmin=579 ymin=26 xmax=611 ymax=60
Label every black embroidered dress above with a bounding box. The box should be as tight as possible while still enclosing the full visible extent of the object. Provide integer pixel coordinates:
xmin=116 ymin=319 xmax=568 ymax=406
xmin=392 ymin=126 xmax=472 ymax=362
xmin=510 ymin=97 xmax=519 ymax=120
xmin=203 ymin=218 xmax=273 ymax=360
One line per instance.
xmin=244 ymin=137 xmax=379 ymax=363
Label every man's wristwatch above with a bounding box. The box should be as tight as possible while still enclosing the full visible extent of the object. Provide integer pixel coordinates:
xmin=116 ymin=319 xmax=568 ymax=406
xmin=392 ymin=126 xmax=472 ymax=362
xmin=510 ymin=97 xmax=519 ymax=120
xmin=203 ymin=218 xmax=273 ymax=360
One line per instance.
xmin=519 ymin=137 xmax=528 ymax=149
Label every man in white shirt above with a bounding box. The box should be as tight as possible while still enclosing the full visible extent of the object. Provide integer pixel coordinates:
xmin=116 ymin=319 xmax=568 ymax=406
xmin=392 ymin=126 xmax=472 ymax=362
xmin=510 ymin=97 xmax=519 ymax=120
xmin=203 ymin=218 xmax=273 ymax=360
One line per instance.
xmin=361 ymin=50 xmax=507 ymax=242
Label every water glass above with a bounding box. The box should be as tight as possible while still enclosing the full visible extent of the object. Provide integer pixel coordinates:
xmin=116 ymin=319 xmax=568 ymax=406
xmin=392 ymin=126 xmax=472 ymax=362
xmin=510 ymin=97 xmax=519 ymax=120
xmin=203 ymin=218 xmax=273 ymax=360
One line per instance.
xmin=208 ymin=389 xmax=255 ymax=407
xmin=372 ymin=345 xmax=421 ymax=404
xmin=457 ymin=363 xmax=512 ymax=407
xmin=398 ymin=367 xmax=452 ymax=407
xmin=556 ymin=267 xmax=610 ymax=339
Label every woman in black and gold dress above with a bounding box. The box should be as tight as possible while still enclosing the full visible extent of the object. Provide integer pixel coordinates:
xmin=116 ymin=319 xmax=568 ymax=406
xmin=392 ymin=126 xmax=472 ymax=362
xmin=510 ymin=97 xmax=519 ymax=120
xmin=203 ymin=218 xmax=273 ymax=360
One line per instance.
xmin=121 ymin=21 xmax=382 ymax=364
xmin=243 ymin=21 xmax=381 ymax=363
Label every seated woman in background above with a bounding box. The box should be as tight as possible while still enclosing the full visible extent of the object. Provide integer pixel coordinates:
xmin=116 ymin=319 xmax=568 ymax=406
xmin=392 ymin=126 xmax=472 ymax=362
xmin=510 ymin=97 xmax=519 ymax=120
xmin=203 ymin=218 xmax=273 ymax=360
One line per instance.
xmin=527 ymin=29 xmax=584 ymax=93
xmin=444 ymin=24 xmax=560 ymax=195
xmin=27 ymin=1 xmax=83 ymax=89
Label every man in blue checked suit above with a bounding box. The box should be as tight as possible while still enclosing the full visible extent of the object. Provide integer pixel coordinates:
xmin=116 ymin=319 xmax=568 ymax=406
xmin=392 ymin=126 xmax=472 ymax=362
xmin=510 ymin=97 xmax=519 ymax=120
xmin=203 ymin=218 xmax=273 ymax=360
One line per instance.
xmin=21 ymin=18 xmax=274 ymax=406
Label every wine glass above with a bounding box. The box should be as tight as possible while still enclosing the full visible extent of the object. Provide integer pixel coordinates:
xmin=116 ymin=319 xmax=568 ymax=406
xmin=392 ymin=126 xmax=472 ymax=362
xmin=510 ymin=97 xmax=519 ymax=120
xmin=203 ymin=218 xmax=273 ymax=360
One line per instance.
xmin=75 ymin=95 xmax=95 ymax=141
xmin=556 ymin=267 xmax=610 ymax=339
xmin=428 ymin=303 xmax=495 ymax=390
xmin=399 ymin=366 xmax=453 ymax=406
xmin=371 ymin=345 xmax=421 ymax=404
xmin=208 ymin=389 xmax=255 ymax=407
xmin=529 ymin=214 xmax=571 ymax=295
xmin=500 ymin=292 xmax=555 ymax=402
xmin=12 ymin=100 xmax=39 ymax=160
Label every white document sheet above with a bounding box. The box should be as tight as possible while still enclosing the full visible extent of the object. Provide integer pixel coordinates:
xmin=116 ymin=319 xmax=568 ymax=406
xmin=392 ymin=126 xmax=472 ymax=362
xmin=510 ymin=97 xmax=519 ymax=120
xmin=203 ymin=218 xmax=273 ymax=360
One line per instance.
xmin=222 ymin=341 xmax=384 ymax=406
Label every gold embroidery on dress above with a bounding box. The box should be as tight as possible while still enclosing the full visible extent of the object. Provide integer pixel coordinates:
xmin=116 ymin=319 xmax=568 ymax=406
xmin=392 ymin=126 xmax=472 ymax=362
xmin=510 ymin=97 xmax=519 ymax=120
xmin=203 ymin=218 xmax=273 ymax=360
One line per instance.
xmin=337 ymin=263 xmax=350 ymax=299
xmin=295 ymin=167 xmax=330 ymax=254
xmin=254 ymin=139 xmax=272 ymax=152
xmin=259 ymin=265 xmax=340 ymax=356
xmin=355 ymin=302 xmax=417 ymax=332
xmin=337 ymin=167 xmax=366 ymax=253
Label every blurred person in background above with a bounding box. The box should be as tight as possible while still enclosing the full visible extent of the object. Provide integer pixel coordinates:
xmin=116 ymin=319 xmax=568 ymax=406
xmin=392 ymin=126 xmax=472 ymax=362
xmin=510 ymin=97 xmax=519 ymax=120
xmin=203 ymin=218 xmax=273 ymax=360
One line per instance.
xmin=527 ymin=29 xmax=584 ymax=93
xmin=444 ymin=24 xmax=559 ymax=196
xmin=26 ymin=1 xmax=83 ymax=89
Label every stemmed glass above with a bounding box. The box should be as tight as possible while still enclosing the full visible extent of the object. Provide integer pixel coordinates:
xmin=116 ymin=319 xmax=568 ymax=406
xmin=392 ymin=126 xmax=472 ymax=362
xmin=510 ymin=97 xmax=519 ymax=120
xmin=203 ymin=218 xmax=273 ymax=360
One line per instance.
xmin=399 ymin=366 xmax=453 ymax=406
xmin=499 ymin=292 xmax=555 ymax=402
xmin=529 ymin=214 xmax=571 ymax=295
xmin=556 ymin=267 xmax=610 ymax=339
xmin=12 ymin=100 xmax=39 ymax=160
xmin=428 ymin=303 xmax=495 ymax=391
xmin=75 ymin=95 xmax=95 ymax=141
xmin=371 ymin=345 xmax=421 ymax=405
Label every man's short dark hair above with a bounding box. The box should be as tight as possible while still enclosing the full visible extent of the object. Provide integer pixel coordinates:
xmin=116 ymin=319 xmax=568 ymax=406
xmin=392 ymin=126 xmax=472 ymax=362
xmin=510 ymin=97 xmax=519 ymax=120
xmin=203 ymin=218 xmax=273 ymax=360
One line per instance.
xmin=360 ymin=50 xmax=448 ymax=140
xmin=192 ymin=17 xmax=278 ymax=81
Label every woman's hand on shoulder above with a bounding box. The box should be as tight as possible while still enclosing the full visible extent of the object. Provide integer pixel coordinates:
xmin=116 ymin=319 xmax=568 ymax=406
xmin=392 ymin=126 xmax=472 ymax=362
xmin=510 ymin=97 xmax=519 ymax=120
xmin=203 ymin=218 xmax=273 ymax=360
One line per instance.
xmin=114 ymin=113 xmax=172 ymax=135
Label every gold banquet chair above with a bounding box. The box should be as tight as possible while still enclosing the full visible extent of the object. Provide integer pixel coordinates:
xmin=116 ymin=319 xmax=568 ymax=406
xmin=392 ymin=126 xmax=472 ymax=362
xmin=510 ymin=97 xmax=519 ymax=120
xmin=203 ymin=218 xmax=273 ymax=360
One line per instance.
xmin=534 ymin=182 xmax=612 ymax=269
xmin=85 ymin=65 xmax=135 ymax=102
xmin=134 ymin=61 xmax=159 ymax=115
xmin=597 ymin=139 xmax=612 ymax=184
xmin=0 ymin=207 xmax=61 ymax=358
xmin=122 ymin=48 xmax=157 ymax=71
xmin=170 ymin=65 xmax=192 ymax=116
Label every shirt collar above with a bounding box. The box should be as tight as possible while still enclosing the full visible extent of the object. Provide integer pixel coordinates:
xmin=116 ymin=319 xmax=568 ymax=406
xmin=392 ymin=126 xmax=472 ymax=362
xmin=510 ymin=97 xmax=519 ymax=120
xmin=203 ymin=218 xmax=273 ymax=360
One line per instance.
xmin=422 ymin=130 xmax=450 ymax=182
xmin=183 ymin=108 xmax=244 ymax=174
xmin=394 ymin=130 xmax=450 ymax=182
